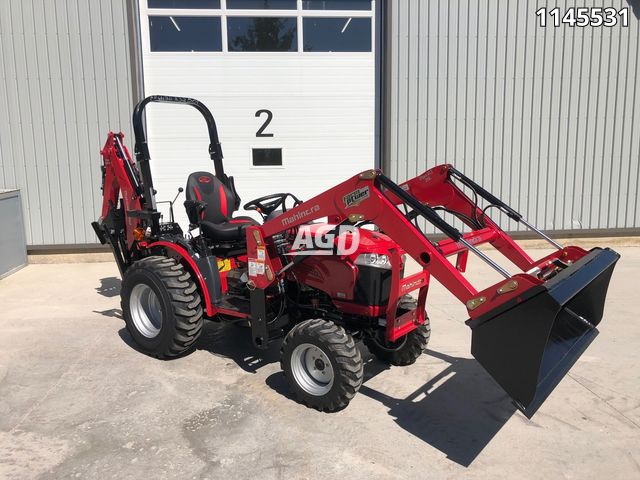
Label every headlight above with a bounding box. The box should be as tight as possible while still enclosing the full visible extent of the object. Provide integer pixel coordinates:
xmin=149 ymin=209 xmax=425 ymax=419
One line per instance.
xmin=355 ymin=253 xmax=391 ymax=269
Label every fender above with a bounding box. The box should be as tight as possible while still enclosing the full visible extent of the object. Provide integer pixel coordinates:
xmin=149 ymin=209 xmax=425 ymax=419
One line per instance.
xmin=145 ymin=241 xmax=215 ymax=317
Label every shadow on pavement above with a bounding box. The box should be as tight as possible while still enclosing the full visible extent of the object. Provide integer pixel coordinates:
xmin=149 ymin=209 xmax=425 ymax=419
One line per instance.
xmin=115 ymin=321 xmax=281 ymax=367
xmin=96 ymin=277 xmax=121 ymax=298
xmin=263 ymin=346 xmax=515 ymax=466
xmin=359 ymin=349 xmax=516 ymax=467
xmin=196 ymin=322 xmax=281 ymax=373
xmin=117 ymin=327 xmax=192 ymax=360
xmin=93 ymin=308 xmax=122 ymax=319
xmin=101 ymin=268 xmax=514 ymax=467
xmin=111 ymin=299 xmax=515 ymax=466
xmin=118 ymin=327 xmax=138 ymax=351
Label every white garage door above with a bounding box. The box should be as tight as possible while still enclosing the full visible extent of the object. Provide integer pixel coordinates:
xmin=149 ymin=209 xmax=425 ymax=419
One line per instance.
xmin=138 ymin=0 xmax=376 ymax=228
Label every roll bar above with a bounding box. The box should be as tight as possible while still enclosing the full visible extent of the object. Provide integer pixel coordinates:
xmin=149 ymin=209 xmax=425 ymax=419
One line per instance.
xmin=132 ymin=95 xmax=226 ymax=208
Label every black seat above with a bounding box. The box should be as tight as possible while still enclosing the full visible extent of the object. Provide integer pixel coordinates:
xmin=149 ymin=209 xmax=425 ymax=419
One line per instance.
xmin=185 ymin=171 xmax=258 ymax=243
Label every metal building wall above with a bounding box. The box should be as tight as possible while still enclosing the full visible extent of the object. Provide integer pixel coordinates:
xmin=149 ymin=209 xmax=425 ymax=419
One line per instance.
xmin=384 ymin=0 xmax=640 ymax=233
xmin=0 ymin=0 xmax=134 ymax=246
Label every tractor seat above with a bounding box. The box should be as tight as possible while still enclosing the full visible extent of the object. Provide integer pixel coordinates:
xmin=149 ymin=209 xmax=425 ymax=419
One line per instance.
xmin=185 ymin=171 xmax=258 ymax=243
xmin=200 ymin=217 xmax=256 ymax=242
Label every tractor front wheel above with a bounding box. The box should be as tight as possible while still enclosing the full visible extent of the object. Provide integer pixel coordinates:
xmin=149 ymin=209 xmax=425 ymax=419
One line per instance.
xmin=121 ymin=256 xmax=203 ymax=358
xmin=281 ymin=319 xmax=363 ymax=412
xmin=364 ymin=319 xmax=431 ymax=366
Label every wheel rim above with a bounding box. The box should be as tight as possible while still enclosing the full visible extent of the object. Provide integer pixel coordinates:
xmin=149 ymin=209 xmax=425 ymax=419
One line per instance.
xmin=290 ymin=343 xmax=334 ymax=396
xmin=130 ymin=284 xmax=163 ymax=338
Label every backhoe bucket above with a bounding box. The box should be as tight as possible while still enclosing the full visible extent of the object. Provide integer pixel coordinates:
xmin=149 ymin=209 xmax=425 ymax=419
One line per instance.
xmin=467 ymin=248 xmax=619 ymax=418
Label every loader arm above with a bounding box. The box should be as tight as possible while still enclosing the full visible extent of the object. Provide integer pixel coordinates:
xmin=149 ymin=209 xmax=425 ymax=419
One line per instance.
xmin=251 ymin=166 xmax=619 ymax=418
xmin=392 ymin=165 xmax=537 ymax=271
xmin=256 ymin=167 xmax=525 ymax=308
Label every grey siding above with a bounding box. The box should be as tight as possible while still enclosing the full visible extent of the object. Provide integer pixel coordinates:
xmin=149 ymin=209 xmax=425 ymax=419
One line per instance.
xmin=0 ymin=189 xmax=27 ymax=277
xmin=385 ymin=0 xmax=640 ymax=233
xmin=0 ymin=0 xmax=134 ymax=245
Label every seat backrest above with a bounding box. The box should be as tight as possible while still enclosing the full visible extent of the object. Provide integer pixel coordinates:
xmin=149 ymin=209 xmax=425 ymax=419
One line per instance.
xmin=186 ymin=171 xmax=238 ymax=224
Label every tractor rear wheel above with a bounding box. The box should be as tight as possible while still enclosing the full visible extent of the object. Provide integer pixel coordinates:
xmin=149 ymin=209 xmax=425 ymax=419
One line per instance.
xmin=364 ymin=319 xmax=431 ymax=366
xmin=121 ymin=256 xmax=203 ymax=358
xmin=281 ymin=319 xmax=363 ymax=412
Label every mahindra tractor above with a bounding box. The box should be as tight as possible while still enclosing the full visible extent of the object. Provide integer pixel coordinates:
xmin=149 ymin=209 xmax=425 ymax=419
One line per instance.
xmin=93 ymin=96 xmax=619 ymax=416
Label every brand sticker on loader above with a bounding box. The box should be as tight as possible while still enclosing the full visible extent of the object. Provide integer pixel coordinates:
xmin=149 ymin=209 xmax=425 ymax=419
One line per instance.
xmin=257 ymin=247 xmax=266 ymax=261
xmin=343 ymin=186 xmax=370 ymax=208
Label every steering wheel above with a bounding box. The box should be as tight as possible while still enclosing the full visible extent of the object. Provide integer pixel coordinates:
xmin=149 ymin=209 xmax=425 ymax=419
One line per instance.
xmin=243 ymin=193 xmax=302 ymax=218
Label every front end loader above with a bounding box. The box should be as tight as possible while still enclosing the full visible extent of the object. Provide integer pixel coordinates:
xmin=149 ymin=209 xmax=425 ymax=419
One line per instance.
xmin=94 ymin=95 xmax=619 ymax=417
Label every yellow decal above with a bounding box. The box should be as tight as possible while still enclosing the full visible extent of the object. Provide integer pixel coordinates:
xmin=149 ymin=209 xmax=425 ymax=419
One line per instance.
xmin=217 ymin=258 xmax=232 ymax=272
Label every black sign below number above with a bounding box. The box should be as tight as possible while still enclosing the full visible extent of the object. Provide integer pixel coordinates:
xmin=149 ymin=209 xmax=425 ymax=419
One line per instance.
xmin=252 ymin=148 xmax=282 ymax=166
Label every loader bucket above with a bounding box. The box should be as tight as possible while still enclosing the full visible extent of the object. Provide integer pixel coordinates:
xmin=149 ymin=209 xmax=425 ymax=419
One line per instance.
xmin=466 ymin=248 xmax=619 ymax=418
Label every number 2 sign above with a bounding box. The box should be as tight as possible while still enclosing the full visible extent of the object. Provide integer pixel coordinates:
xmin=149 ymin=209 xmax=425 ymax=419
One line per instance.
xmin=255 ymin=109 xmax=274 ymax=137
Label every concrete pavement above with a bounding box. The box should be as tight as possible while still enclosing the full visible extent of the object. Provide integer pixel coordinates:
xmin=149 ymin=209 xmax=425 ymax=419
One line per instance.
xmin=0 ymin=244 xmax=639 ymax=479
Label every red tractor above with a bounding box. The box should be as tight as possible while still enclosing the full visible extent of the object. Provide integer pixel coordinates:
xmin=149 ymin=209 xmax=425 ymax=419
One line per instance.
xmin=93 ymin=96 xmax=619 ymax=416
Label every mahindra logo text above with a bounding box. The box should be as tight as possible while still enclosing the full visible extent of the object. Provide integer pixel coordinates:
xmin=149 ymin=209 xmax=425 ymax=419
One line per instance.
xmin=402 ymin=278 xmax=424 ymax=292
xmin=281 ymin=204 xmax=321 ymax=227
